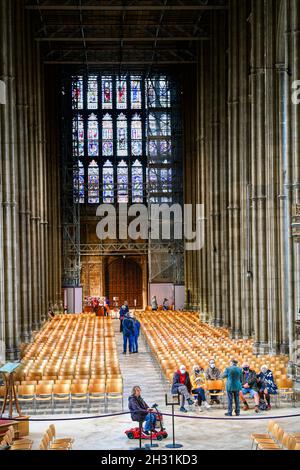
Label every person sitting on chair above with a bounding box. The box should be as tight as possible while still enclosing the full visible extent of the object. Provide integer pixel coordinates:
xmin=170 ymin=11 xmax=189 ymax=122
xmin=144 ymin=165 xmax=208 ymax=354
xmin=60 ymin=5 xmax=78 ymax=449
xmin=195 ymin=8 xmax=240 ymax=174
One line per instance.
xmin=128 ymin=386 xmax=156 ymax=435
xmin=171 ymin=365 xmax=195 ymax=413
xmin=239 ymin=362 xmax=260 ymax=413
xmin=257 ymin=365 xmax=277 ymax=410
xmin=191 ymin=365 xmax=211 ymax=412
xmin=205 ymin=359 xmax=222 ymax=405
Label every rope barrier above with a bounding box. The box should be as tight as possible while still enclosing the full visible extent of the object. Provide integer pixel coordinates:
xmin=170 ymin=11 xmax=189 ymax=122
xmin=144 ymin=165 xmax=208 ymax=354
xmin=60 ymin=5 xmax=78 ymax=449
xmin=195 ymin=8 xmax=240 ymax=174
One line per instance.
xmin=0 ymin=411 xmax=300 ymax=422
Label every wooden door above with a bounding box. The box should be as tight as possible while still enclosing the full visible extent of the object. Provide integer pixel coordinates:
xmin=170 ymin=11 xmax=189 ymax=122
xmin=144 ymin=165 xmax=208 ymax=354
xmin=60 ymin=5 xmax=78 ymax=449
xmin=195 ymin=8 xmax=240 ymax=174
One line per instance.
xmin=105 ymin=258 xmax=143 ymax=308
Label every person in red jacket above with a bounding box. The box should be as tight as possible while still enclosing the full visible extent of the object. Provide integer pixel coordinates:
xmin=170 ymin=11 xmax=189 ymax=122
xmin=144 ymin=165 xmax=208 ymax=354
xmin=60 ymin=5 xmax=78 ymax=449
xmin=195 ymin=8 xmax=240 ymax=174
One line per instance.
xmin=171 ymin=365 xmax=195 ymax=413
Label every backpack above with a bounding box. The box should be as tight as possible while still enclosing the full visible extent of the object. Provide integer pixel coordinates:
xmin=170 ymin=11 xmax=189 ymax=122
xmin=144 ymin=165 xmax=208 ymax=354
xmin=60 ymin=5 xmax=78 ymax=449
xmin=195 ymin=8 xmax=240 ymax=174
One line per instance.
xmin=259 ymin=399 xmax=268 ymax=411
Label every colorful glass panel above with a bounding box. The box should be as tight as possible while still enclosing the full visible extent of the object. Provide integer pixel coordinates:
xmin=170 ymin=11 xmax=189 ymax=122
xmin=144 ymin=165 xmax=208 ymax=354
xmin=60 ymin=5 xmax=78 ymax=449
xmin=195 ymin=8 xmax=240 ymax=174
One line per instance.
xmin=103 ymin=160 xmax=114 ymax=203
xmin=117 ymin=160 xmax=128 ymax=203
xmin=117 ymin=113 xmax=128 ymax=156
xmin=102 ymin=76 xmax=113 ymax=109
xmin=88 ymin=113 xmax=99 ymax=157
xmin=132 ymin=160 xmax=143 ymax=203
xmin=72 ymin=114 xmax=84 ymax=157
xmin=88 ymin=160 xmax=99 ymax=204
xmin=87 ymin=76 xmax=98 ymax=109
xmin=73 ymin=161 xmax=85 ymax=203
xmin=102 ymin=113 xmax=113 ymax=157
xmin=131 ymin=76 xmax=142 ymax=109
xmin=131 ymin=113 xmax=142 ymax=156
xmin=116 ymin=77 xmax=127 ymax=109
xmin=72 ymin=76 xmax=83 ymax=110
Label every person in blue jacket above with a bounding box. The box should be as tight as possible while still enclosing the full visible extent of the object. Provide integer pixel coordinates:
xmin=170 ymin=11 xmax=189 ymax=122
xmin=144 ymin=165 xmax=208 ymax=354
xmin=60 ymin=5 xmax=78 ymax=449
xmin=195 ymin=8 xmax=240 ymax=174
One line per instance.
xmin=122 ymin=312 xmax=135 ymax=354
xmin=119 ymin=300 xmax=129 ymax=332
xmin=132 ymin=315 xmax=141 ymax=353
xmin=222 ymin=359 xmax=243 ymax=416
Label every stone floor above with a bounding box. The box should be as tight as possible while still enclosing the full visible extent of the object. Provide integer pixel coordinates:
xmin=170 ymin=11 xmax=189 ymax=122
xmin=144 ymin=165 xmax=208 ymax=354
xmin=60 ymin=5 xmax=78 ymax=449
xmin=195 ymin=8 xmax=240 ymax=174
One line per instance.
xmin=25 ymin=320 xmax=300 ymax=450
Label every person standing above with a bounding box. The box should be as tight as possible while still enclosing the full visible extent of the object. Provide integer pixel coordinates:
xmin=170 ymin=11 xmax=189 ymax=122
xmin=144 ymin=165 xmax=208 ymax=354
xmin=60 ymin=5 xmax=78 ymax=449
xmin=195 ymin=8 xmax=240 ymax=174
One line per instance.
xmin=132 ymin=315 xmax=141 ymax=354
xmin=119 ymin=300 xmax=129 ymax=332
xmin=122 ymin=312 xmax=135 ymax=354
xmin=151 ymin=296 xmax=158 ymax=311
xmin=162 ymin=298 xmax=169 ymax=311
xmin=222 ymin=359 xmax=242 ymax=416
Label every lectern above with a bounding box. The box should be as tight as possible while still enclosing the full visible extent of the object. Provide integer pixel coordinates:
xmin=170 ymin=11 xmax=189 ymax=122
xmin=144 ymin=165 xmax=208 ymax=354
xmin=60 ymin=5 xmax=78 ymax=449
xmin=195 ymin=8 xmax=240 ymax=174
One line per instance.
xmin=0 ymin=362 xmax=22 ymax=419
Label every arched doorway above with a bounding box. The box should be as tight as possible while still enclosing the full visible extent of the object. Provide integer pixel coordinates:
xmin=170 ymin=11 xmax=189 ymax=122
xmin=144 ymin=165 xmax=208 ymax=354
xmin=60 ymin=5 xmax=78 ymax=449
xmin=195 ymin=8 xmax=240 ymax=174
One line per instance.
xmin=105 ymin=258 xmax=143 ymax=308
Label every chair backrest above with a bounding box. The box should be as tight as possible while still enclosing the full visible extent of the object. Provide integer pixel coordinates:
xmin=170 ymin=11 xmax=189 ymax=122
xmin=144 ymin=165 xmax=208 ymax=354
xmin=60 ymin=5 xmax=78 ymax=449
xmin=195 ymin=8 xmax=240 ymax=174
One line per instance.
xmin=53 ymin=384 xmax=71 ymax=394
xmin=267 ymin=420 xmax=276 ymax=434
xmin=38 ymin=380 xmax=55 ymax=385
xmin=277 ymin=378 xmax=293 ymax=389
xmin=17 ymin=384 xmax=36 ymax=395
xmin=71 ymin=383 xmax=88 ymax=394
xmin=36 ymin=384 xmax=53 ymax=395
xmin=207 ymin=380 xmax=224 ymax=391
xmin=88 ymin=383 xmax=105 ymax=394
xmin=49 ymin=424 xmax=56 ymax=439
xmin=286 ymin=436 xmax=296 ymax=451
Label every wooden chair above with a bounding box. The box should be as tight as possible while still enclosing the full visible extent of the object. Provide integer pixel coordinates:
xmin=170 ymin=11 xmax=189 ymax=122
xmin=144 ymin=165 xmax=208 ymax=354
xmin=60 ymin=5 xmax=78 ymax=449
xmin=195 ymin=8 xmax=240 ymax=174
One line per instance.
xmin=48 ymin=424 xmax=74 ymax=448
xmin=52 ymin=384 xmax=71 ymax=411
xmin=205 ymin=380 xmax=225 ymax=407
xmin=70 ymin=384 xmax=88 ymax=408
xmin=35 ymin=384 xmax=53 ymax=408
xmin=277 ymin=378 xmax=295 ymax=407
xmin=88 ymin=383 xmax=106 ymax=409
xmin=17 ymin=384 xmax=36 ymax=411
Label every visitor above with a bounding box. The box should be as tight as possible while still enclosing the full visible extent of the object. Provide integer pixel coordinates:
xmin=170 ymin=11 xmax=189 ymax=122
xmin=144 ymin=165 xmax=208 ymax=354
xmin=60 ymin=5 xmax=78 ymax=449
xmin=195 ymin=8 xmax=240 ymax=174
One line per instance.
xmin=128 ymin=386 xmax=156 ymax=435
xmin=151 ymin=296 xmax=158 ymax=311
xmin=257 ymin=365 xmax=277 ymax=410
xmin=122 ymin=312 xmax=135 ymax=354
xmin=162 ymin=298 xmax=169 ymax=311
xmin=239 ymin=362 xmax=260 ymax=413
xmin=222 ymin=359 xmax=242 ymax=416
xmin=191 ymin=365 xmax=211 ymax=412
xmin=119 ymin=300 xmax=129 ymax=332
xmin=171 ymin=365 xmax=195 ymax=413
xmin=132 ymin=314 xmax=141 ymax=354
xmin=205 ymin=359 xmax=222 ymax=405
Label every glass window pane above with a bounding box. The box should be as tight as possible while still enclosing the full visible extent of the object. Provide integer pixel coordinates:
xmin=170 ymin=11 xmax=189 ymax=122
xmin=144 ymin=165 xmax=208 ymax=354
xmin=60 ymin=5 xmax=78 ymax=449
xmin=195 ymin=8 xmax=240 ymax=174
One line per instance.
xmin=102 ymin=76 xmax=113 ymax=109
xmin=88 ymin=160 xmax=99 ymax=204
xmin=103 ymin=160 xmax=114 ymax=203
xmin=132 ymin=160 xmax=143 ymax=203
xmin=117 ymin=160 xmax=128 ymax=203
xmin=72 ymin=114 xmax=84 ymax=157
xmin=102 ymin=113 xmax=113 ymax=157
xmin=72 ymin=76 xmax=83 ymax=110
xmin=116 ymin=76 xmax=127 ymax=109
xmin=131 ymin=76 xmax=142 ymax=109
xmin=117 ymin=113 xmax=128 ymax=157
xmin=73 ymin=161 xmax=85 ymax=203
xmin=131 ymin=113 xmax=142 ymax=157
xmin=87 ymin=75 xmax=98 ymax=109
xmin=88 ymin=113 xmax=99 ymax=157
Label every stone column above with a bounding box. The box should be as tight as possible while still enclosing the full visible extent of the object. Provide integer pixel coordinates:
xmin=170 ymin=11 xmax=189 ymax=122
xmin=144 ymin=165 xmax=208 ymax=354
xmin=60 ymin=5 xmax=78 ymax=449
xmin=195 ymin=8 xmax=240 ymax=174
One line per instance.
xmin=0 ymin=0 xmax=21 ymax=359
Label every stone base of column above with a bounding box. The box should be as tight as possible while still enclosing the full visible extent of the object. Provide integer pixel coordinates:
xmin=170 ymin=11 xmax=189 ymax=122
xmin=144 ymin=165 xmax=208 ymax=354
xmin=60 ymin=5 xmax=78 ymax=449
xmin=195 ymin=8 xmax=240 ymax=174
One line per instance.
xmin=20 ymin=331 xmax=31 ymax=344
xmin=253 ymin=342 xmax=270 ymax=355
xmin=280 ymin=342 xmax=290 ymax=356
xmin=229 ymin=329 xmax=242 ymax=340
xmin=5 ymin=347 xmax=20 ymax=361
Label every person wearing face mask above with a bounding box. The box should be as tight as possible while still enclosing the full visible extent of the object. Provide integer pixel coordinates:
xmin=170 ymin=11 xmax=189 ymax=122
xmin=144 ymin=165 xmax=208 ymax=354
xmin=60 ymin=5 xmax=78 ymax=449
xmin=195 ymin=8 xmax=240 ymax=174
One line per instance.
xmin=222 ymin=359 xmax=243 ymax=416
xmin=171 ymin=365 xmax=195 ymax=413
xmin=239 ymin=362 xmax=260 ymax=413
xmin=205 ymin=359 xmax=221 ymax=405
xmin=257 ymin=365 xmax=277 ymax=410
xmin=191 ymin=365 xmax=211 ymax=412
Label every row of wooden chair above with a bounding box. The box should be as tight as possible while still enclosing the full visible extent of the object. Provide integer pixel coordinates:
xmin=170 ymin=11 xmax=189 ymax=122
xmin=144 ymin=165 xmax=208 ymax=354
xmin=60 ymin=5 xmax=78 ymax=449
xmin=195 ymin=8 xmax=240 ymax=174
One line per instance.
xmin=39 ymin=424 xmax=74 ymax=450
xmin=0 ymin=426 xmax=33 ymax=450
xmin=16 ymin=315 xmax=123 ymax=411
xmin=251 ymin=420 xmax=300 ymax=450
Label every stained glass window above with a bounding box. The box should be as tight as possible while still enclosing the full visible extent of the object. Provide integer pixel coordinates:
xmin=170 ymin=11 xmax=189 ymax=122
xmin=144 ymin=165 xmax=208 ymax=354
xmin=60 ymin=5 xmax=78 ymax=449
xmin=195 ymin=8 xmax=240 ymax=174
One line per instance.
xmin=116 ymin=76 xmax=127 ymax=109
xmin=74 ymin=161 xmax=85 ymax=203
xmin=102 ymin=76 xmax=113 ymax=109
xmin=102 ymin=113 xmax=113 ymax=157
xmin=88 ymin=160 xmax=99 ymax=204
xmin=146 ymin=79 xmax=156 ymax=108
xmin=103 ymin=160 xmax=114 ymax=203
xmin=117 ymin=113 xmax=128 ymax=156
xmin=88 ymin=113 xmax=99 ymax=157
xmin=132 ymin=160 xmax=143 ymax=203
xmin=72 ymin=114 xmax=85 ymax=157
xmin=131 ymin=113 xmax=142 ymax=156
xmin=72 ymin=76 xmax=83 ymax=110
xmin=87 ymin=75 xmax=98 ymax=109
xmin=117 ymin=160 xmax=128 ymax=203
xmin=131 ymin=76 xmax=142 ymax=109
xmin=159 ymin=78 xmax=170 ymax=107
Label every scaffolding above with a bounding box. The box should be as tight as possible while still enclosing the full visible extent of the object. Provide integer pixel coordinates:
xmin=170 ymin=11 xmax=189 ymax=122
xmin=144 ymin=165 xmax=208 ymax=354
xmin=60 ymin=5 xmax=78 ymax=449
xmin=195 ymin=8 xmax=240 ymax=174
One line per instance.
xmin=60 ymin=71 xmax=184 ymax=286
